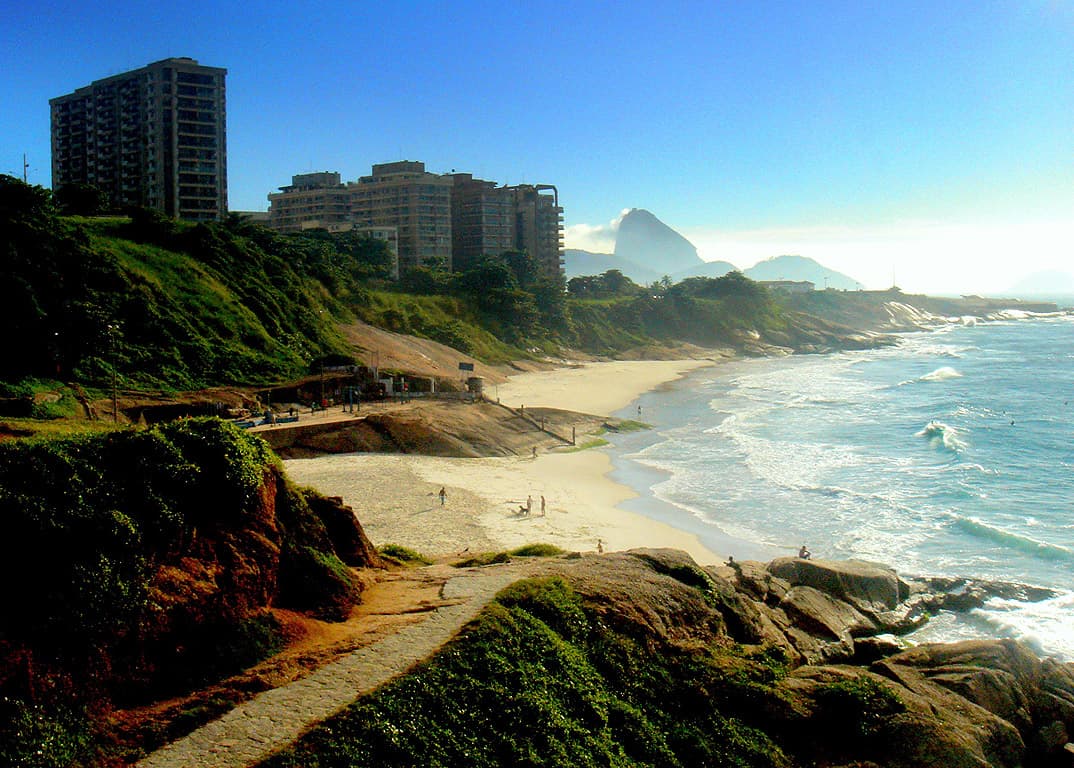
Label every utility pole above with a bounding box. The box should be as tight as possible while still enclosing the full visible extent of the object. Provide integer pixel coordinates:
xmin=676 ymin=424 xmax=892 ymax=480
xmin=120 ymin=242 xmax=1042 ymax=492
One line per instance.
xmin=22 ymin=154 xmax=28 ymax=183
xmin=107 ymin=323 xmax=120 ymax=422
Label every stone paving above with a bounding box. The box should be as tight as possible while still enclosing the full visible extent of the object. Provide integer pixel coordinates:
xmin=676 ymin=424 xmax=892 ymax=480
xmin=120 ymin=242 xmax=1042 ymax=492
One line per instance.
xmin=135 ymin=566 xmax=524 ymax=768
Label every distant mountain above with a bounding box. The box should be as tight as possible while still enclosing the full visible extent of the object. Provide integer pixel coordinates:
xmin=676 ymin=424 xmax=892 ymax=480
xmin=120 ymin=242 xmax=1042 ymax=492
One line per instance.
xmin=614 ymin=209 xmax=704 ymax=276
xmin=1006 ymin=270 xmax=1074 ymax=297
xmin=744 ymin=255 xmax=860 ymax=290
xmin=669 ymin=260 xmax=739 ymax=282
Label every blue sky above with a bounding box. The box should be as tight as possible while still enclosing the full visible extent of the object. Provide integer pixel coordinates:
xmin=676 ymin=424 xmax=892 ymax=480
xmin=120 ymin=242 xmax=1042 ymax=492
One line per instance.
xmin=3 ymin=1 xmax=1072 ymax=293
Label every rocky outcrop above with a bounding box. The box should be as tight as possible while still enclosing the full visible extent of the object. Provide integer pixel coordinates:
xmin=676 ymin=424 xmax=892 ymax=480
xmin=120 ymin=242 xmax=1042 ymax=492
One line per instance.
xmin=550 ymin=550 xmax=1074 ymax=767
xmin=768 ymin=556 xmax=903 ymax=612
xmin=303 ymin=491 xmax=384 ymax=568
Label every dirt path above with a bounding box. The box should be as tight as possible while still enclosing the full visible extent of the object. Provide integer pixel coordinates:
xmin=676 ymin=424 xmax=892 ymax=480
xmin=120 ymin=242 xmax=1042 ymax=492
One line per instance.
xmin=134 ymin=562 xmax=532 ymax=768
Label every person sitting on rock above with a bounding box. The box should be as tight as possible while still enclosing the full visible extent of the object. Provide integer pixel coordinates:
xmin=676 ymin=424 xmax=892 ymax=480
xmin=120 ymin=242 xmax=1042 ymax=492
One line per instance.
xmin=798 ymin=545 xmax=812 ymax=560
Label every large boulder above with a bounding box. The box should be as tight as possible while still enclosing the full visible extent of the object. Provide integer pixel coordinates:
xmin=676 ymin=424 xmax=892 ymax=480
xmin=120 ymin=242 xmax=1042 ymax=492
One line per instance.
xmin=877 ymin=640 xmax=1074 ymax=766
xmin=768 ymin=557 xmax=902 ymax=613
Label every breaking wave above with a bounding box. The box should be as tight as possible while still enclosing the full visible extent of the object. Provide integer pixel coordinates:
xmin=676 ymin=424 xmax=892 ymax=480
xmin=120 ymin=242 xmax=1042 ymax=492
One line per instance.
xmin=948 ymin=515 xmax=1074 ymax=564
xmin=897 ymin=366 xmax=963 ymax=386
xmin=917 ymin=420 xmax=965 ymax=452
xmin=919 ymin=366 xmax=962 ymax=382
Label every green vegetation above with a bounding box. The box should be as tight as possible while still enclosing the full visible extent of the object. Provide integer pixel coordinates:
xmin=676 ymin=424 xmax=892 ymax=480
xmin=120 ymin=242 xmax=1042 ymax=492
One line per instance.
xmin=0 ymin=417 xmax=359 ymax=767
xmin=260 ymin=577 xmax=790 ymax=768
xmin=565 ymin=438 xmax=610 ymax=452
xmin=0 ymin=177 xmax=370 ymax=391
xmin=509 ymin=543 xmax=567 ymax=558
xmin=356 ymin=291 xmax=521 ymax=363
xmin=1 ymin=176 xmax=800 ymax=402
xmin=378 ymin=543 xmax=434 ymax=566
xmin=450 ymin=543 xmax=567 ymax=568
xmin=565 ymin=270 xmax=787 ymax=355
xmin=452 ymin=551 xmax=513 ymax=568
xmin=815 ymin=676 xmax=905 ymax=742
xmin=610 ymin=419 xmax=650 ymax=432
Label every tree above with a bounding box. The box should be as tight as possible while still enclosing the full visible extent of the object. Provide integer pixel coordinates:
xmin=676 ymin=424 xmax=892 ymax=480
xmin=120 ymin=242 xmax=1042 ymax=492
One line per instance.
xmin=566 ymin=270 xmax=642 ymax=299
xmin=54 ymin=183 xmax=109 ymax=216
xmin=501 ymin=250 xmax=540 ymax=290
xmin=0 ymin=175 xmax=53 ymax=224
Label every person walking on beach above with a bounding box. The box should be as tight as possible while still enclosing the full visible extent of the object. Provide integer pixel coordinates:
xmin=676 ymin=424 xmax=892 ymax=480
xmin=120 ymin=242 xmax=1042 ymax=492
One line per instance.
xmin=439 ymin=487 xmax=446 ymax=506
xmin=526 ymin=495 xmax=533 ymax=515
xmin=540 ymin=495 xmax=546 ymax=515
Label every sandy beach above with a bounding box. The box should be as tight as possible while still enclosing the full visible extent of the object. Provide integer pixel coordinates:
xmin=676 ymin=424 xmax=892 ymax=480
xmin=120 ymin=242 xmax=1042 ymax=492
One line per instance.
xmin=285 ymin=359 xmax=725 ymax=565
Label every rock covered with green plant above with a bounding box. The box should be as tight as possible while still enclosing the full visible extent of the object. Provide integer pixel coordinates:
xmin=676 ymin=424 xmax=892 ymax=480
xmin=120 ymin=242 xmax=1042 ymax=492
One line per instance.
xmin=261 ymin=549 xmax=1074 ymax=768
xmin=0 ymin=418 xmax=377 ymax=766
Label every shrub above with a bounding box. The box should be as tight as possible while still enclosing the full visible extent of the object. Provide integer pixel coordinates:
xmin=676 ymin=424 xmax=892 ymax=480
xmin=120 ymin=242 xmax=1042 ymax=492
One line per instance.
xmin=142 ymin=612 xmax=285 ymax=697
xmin=815 ymin=675 xmax=905 ymax=741
xmin=277 ymin=544 xmax=358 ymax=621
xmin=378 ymin=543 xmax=432 ymax=565
xmin=0 ymin=697 xmax=89 ymax=768
xmin=452 ymin=551 xmax=511 ymax=568
xmin=508 ymin=543 xmax=566 ymax=558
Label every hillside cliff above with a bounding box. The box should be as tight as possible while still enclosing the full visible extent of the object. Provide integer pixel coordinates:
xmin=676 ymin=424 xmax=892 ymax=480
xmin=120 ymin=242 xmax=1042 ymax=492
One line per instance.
xmin=0 ymin=419 xmax=380 ymax=766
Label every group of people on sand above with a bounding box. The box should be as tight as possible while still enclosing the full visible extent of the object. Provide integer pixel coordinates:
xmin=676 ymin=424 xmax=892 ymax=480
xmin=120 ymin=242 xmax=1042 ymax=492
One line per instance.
xmin=517 ymin=494 xmax=546 ymax=517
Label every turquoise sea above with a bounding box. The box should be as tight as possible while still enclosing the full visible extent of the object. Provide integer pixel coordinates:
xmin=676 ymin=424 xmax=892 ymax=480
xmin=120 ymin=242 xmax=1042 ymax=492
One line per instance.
xmin=607 ymin=310 xmax=1074 ymax=660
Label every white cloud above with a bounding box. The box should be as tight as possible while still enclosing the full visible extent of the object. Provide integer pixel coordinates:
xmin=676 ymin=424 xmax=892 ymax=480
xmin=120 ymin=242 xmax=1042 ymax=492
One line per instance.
xmin=564 ymin=208 xmax=631 ymax=254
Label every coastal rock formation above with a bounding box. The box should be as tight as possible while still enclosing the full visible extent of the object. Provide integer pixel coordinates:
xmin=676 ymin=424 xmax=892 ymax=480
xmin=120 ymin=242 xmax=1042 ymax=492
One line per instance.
xmin=258 ymin=400 xmax=608 ymax=460
xmin=302 ymin=492 xmax=384 ymax=568
xmin=767 ymin=556 xmax=903 ymax=612
xmin=557 ymin=550 xmax=1074 ymax=767
xmin=269 ymin=548 xmax=1074 ymax=768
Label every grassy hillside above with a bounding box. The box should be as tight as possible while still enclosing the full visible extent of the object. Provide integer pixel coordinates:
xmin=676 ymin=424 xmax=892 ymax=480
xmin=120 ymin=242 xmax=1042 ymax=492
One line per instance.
xmin=261 ymin=575 xmax=790 ymax=768
xmin=355 ymin=291 xmax=525 ymax=363
xmin=2 ymin=175 xmax=882 ymax=405
xmin=1 ymin=177 xmax=359 ymax=392
xmin=565 ymin=272 xmax=788 ymax=354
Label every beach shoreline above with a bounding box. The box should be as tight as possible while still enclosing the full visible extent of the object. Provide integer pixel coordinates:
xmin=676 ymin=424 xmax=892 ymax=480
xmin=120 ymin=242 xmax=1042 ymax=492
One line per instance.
xmin=284 ymin=359 xmax=730 ymax=565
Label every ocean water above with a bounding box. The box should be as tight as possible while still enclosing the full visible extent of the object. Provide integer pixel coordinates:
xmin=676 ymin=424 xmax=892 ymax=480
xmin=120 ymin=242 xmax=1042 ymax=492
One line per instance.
xmin=607 ymin=313 xmax=1074 ymax=660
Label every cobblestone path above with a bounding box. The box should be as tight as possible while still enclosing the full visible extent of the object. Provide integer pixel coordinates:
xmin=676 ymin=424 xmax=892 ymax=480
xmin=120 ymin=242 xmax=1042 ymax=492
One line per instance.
xmin=135 ymin=566 xmax=524 ymax=768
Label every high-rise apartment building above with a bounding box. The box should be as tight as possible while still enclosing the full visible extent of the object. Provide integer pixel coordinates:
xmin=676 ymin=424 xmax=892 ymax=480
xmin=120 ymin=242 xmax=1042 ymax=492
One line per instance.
xmin=450 ymin=174 xmax=516 ymax=272
xmin=349 ymin=161 xmax=453 ymax=271
xmin=509 ymin=184 xmax=564 ymax=280
xmin=264 ymin=164 xmax=563 ymax=279
xmin=50 ymin=57 xmax=227 ymax=221
xmin=267 ymin=172 xmax=350 ymax=233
